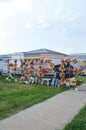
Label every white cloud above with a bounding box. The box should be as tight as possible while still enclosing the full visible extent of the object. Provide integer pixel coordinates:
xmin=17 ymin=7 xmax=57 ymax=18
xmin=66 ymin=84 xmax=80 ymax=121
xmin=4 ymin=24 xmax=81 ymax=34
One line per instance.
xmin=37 ymin=15 xmax=49 ymax=29
xmin=0 ymin=31 xmax=12 ymax=38
xmin=0 ymin=0 xmax=32 ymax=18
xmin=55 ymin=0 xmax=82 ymax=22
xmin=12 ymin=0 xmax=32 ymax=13
xmin=0 ymin=0 xmax=85 ymax=55
xmin=55 ymin=1 xmax=64 ymax=18
xmin=0 ymin=2 xmax=13 ymax=17
xmin=63 ymin=10 xmax=82 ymax=21
xmin=24 ymin=18 xmax=32 ymax=29
xmin=0 ymin=0 xmax=33 ymax=36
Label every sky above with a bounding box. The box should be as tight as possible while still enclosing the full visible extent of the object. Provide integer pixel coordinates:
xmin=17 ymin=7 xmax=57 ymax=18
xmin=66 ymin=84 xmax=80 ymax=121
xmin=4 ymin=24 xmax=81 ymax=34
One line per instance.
xmin=0 ymin=0 xmax=86 ymax=55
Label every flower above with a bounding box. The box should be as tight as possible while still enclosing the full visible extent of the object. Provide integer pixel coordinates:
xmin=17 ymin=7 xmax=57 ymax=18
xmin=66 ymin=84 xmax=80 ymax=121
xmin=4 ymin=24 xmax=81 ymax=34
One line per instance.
xmin=72 ymin=59 xmax=78 ymax=64
xmin=60 ymin=63 xmax=65 ymax=69
xmin=72 ymin=80 xmax=77 ymax=83
xmin=61 ymin=58 xmax=65 ymax=63
xmin=61 ymin=77 xmax=65 ymax=81
xmin=59 ymin=71 xmax=65 ymax=78
xmin=66 ymin=78 xmax=70 ymax=82
xmin=20 ymin=59 xmax=23 ymax=63
xmin=65 ymin=59 xmax=71 ymax=64
xmin=73 ymin=68 xmax=78 ymax=73
xmin=47 ymin=59 xmax=51 ymax=64
xmin=44 ymin=58 xmax=48 ymax=63
xmin=39 ymin=70 xmax=43 ymax=77
xmin=29 ymin=60 xmax=34 ymax=65
xmin=39 ymin=65 xmax=42 ymax=69
xmin=50 ymin=63 xmax=54 ymax=68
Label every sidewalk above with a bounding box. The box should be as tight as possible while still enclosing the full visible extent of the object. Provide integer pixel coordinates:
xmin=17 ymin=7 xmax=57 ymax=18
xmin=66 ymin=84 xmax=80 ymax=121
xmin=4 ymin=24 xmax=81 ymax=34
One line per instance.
xmin=0 ymin=83 xmax=86 ymax=130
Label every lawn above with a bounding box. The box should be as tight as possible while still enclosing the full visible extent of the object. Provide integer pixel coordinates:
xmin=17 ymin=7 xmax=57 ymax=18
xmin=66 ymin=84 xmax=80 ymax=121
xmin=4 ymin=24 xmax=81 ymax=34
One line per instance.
xmin=76 ymin=75 xmax=86 ymax=84
xmin=63 ymin=105 xmax=86 ymax=130
xmin=0 ymin=76 xmax=68 ymax=120
xmin=0 ymin=75 xmax=85 ymax=120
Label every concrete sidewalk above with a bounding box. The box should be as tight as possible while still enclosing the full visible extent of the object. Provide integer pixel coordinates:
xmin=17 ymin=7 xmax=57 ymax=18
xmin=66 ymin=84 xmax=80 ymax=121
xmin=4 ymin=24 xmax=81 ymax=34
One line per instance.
xmin=0 ymin=83 xmax=86 ymax=130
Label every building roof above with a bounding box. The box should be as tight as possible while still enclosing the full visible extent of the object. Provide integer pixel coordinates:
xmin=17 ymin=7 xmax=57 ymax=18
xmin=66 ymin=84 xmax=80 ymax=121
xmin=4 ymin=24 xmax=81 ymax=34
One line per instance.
xmin=70 ymin=53 xmax=86 ymax=56
xmin=69 ymin=53 xmax=86 ymax=59
xmin=0 ymin=48 xmax=68 ymax=59
xmin=0 ymin=54 xmax=12 ymax=59
xmin=23 ymin=48 xmax=67 ymax=56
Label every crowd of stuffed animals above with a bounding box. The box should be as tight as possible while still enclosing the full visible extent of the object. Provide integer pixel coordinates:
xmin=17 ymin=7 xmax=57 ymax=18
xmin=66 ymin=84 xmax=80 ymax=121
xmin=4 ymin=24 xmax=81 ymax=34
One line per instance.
xmin=6 ymin=57 xmax=82 ymax=87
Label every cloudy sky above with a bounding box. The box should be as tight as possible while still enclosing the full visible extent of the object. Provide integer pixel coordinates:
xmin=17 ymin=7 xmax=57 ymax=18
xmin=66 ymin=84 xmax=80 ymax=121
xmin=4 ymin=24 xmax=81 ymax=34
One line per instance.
xmin=0 ymin=0 xmax=86 ymax=55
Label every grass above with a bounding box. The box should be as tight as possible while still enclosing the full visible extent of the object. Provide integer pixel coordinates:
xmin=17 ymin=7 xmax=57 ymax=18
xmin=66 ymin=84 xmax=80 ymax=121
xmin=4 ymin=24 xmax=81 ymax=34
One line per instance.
xmin=0 ymin=75 xmax=85 ymax=120
xmin=76 ymin=75 xmax=86 ymax=84
xmin=0 ymin=76 xmax=68 ymax=120
xmin=63 ymin=105 xmax=86 ymax=130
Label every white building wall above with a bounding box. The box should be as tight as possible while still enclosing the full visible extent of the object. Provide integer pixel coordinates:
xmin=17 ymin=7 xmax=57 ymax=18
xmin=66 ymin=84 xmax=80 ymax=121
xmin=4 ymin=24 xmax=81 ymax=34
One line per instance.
xmin=0 ymin=53 xmax=24 ymax=74
xmin=11 ymin=52 xmax=24 ymax=67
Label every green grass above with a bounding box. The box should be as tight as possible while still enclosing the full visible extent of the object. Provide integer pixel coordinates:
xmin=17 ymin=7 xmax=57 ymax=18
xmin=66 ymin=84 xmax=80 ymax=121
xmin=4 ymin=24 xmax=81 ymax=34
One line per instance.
xmin=63 ymin=105 xmax=86 ymax=130
xmin=0 ymin=75 xmax=85 ymax=120
xmin=76 ymin=75 xmax=86 ymax=84
xmin=0 ymin=76 xmax=68 ymax=120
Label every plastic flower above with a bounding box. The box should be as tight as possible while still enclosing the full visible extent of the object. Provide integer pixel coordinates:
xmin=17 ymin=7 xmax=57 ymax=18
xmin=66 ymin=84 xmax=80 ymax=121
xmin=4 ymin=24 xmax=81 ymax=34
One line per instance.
xmin=50 ymin=63 xmax=54 ymax=68
xmin=39 ymin=65 xmax=42 ymax=69
xmin=47 ymin=59 xmax=52 ymax=64
xmin=73 ymin=68 xmax=78 ymax=73
xmin=61 ymin=58 xmax=65 ymax=63
xmin=65 ymin=59 xmax=71 ymax=64
xmin=39 ymin=70 xmax=43 ymax=77
xmin=59 ymin=71 xmax=65 ymax=78
xmin=72 ymin=80 xmax=77 ymax=83
xmin=60 ymin=63 xmax=65 ymax=69
xmin=72 ymin=59 xmax=78 ymax=64
xmin=66 ymin=78 xmax=70 ymax=82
